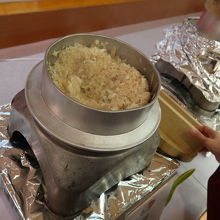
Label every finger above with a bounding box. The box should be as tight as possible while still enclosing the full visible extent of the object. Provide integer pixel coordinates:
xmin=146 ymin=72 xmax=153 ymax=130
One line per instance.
xmin=196 ymin=126 xmax=205 ymax=131
xmin=189 ymin=129 xmax=208 ymax=143
xmin=199 ymin=147 xmax=209 ymax=152
xmin=200 ymin=126 xmax=216 ymax=138
xmin=196 ymin=126 xmax=207 ymax=136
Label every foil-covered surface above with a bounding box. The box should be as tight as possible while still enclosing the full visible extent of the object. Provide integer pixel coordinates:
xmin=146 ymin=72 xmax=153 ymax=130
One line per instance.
xmin=153 ymin=17 xmax=220 ymax=105
xmin=152 ymin=17 xmax=220 ymax=130
xmin=0 ymin=104 xmax=179 ymax=220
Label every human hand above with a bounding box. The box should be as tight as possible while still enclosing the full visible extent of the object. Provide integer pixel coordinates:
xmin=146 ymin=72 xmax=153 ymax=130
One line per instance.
xmin=189 ymin=126 xmax=220 ymax=163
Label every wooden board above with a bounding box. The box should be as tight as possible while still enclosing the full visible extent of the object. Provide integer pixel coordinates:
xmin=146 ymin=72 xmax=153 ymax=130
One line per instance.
xmin=159 ymin=91 xmax=203 ymax=162
xmin=0 ymin=0 xmax=204 ymax=48
xmin=0 ymin=0 xmax=141 ymax=15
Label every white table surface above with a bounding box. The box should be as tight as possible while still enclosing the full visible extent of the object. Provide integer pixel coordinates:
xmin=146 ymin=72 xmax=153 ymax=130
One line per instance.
xmin=0 ymin=13 xmax=219 ymax=220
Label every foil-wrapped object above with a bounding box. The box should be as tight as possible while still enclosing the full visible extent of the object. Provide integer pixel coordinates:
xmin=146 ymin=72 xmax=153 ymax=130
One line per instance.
xmin=152 ymin=17 xmax=220 ymax=130
xmin=153 ymin=17 xmax=220 ymax=110
xmin=0 ymin=104 xmax=179 ymax=220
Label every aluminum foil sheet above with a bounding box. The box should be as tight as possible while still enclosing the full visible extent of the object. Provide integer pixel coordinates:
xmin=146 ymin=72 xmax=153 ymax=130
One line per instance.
xmin=153 ymin=17 xmax=220 ymax=105
xmin=0 ymin=104 xmax=179 ymax=220
xmin=152 ymin=17 xmax=220 ymax=130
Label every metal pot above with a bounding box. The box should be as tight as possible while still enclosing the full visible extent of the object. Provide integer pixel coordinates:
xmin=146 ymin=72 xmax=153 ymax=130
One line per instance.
xmin=42 ymin=34 xmax=161 ymax=135
xmin=8 ymin=34 xmax=161 ymax=216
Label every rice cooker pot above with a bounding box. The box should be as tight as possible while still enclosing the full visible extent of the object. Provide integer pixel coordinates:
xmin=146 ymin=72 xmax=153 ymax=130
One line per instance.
xmin=42 ymin=34 xmax=161 ymax=135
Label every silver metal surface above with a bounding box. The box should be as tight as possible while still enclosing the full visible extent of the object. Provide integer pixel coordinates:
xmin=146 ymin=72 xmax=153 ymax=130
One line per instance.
xmin=26 ymin=62 xmax=161 ymax=152
xmin=42 ymin=33 xmax=161 ymax=135
xmin=8 ymin=89 xmax=161 ymax=216
xmin=153 ymin=18 xmax=220 ymax=111
xmin=6 ymin=34 xmax=162 ymax=216
xmin=0 ymin=103 xmax=179 ymax=219
xmin=156 ymin=59 xmax=220 ymax=111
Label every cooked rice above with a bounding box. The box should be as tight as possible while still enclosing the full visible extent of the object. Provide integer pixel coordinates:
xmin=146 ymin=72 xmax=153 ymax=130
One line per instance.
xmin=48 ymin=43 xmax=151 ymax=110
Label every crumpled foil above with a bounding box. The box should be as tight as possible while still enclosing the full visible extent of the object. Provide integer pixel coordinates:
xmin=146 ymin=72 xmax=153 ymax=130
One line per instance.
xmin=0 ymin=104 xmax=179 ymax=220
xmin=152 ymin=17 xmax=220 ymax=130
xmin=153 ymin=17 xmax=220 ymax=104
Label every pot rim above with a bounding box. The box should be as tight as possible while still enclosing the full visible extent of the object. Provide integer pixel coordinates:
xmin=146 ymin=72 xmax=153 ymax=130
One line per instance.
xmin=44 ymin=33 xmax=161 ymax=113
xmin=25 ymin=62 xmax=161 ymax=152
